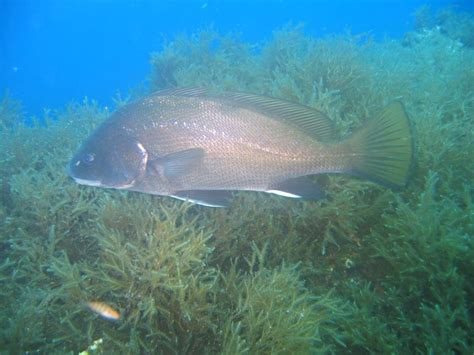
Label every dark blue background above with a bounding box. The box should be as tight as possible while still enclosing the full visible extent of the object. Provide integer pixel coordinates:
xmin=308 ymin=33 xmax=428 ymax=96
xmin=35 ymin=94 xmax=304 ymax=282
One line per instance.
xmin=0 ymin=0 xmax=470 ymax=116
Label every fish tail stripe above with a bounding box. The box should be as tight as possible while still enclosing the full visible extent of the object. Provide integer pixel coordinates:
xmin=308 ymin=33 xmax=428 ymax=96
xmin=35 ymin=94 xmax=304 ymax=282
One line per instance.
xmin=347 ymin=101 xmax=414 ymax=188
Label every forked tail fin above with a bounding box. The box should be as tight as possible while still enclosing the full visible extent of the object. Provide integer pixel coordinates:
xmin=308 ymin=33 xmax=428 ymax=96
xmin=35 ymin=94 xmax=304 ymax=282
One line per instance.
xmin=347 ymin=102 xmax=414 ymax=188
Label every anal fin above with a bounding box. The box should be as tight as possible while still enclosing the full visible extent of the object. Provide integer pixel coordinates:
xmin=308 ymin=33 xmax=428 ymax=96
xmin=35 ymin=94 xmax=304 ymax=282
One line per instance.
xmin=267 ymin=176 xmax=325 ymax=200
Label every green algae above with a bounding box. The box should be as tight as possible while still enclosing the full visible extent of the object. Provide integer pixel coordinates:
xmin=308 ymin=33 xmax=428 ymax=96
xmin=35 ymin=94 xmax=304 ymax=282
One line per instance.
xmin=0 ymin=91 xmax=22 ymax=130
xmin=335 ymin=171 xmax=473 ymax=353
xmin=220 ymin=245 xmax=347 ymax=354
xmin=1 ymin=8 xmax=474 ymax=353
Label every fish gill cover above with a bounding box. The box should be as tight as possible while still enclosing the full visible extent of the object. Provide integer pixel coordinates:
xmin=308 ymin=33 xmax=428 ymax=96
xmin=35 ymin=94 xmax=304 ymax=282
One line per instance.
xmin=0 ymin=4 xmax=473 ymax=354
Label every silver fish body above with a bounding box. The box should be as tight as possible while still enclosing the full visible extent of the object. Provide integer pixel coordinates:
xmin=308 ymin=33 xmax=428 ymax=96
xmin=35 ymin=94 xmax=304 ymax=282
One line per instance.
xmin=69 ymin=89 xmax=413 ymax=207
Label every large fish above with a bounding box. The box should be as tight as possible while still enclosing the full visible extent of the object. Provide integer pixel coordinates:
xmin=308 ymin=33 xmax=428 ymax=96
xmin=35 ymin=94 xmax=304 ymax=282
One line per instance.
xmin=68 ymin=88 xmax=413 ymax=207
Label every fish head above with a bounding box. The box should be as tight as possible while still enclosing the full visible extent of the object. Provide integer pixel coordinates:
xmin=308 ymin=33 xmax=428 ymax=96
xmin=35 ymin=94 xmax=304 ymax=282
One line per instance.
xmin=68 ymin=128 xmax=148 ymax=189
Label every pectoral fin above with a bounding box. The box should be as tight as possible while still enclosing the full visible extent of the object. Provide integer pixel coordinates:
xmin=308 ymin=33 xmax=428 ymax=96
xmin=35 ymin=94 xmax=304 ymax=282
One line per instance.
xmin=148 ymin=148 xmax=205 ymax=180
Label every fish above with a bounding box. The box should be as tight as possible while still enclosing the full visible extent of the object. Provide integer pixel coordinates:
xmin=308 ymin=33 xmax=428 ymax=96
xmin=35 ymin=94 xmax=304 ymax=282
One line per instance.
xmin=86 ymin=301 xmax=121 ymax=321
xmin=68 ymin=88 xmax=414 ymax=207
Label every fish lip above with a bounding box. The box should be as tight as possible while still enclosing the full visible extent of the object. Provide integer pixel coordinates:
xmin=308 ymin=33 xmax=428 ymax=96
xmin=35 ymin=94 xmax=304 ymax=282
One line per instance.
xmin=67 ymin=160 xmax=109 ymax=188
xmin=72 ymin=177 xmax=104 ymax=187
xmin=72 ymin=176 xmax=136 ymax=189
xmin=67 ymin=160 xmax=110 ymax=188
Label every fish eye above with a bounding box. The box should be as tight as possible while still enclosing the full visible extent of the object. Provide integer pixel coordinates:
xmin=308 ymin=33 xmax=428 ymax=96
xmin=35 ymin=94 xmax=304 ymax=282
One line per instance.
xmin=84 ymin=153 xmax=95 ymax=164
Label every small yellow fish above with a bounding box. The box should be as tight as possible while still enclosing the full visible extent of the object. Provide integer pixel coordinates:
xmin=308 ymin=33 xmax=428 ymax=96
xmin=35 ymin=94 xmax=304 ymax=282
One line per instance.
xmin=87 ymin=301 xmax=120 ymax=321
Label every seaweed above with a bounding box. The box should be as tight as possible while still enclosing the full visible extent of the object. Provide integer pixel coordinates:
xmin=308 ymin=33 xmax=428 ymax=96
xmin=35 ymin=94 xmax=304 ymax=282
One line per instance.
xmin=337 ymin=171 xmax=474 ymax=353
xmin=150 ymin=29 xmax=260 ymax=93
xmin=413 ymin=5 xmax=474 ymax=48
xmin=0 ymin=91 xmax=22 ymax=130
xmin=221 ymin=245 xmax=346 ymax=354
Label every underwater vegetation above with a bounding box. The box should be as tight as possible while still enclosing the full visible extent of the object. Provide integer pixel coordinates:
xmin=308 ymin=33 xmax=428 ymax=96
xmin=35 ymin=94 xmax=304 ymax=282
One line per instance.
xmin=1 ymin=7 xmax=473 ymax=354
xmin=412 ymin=5 xmax=474 ymax=48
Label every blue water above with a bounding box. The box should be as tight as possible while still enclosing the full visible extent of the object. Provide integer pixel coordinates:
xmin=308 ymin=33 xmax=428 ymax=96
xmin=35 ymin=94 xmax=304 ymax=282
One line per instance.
xmin=0 ymin=0 xmax=471 ymax=116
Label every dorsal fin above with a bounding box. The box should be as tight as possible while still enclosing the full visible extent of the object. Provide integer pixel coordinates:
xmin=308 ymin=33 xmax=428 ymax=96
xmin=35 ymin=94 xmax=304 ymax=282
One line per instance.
xmin=151 ymin=88 xmax=335 ymax=141
xmin=218 ymin=92 xmax=335 ymax=141
xmin=151 ymin=87 xmax=210 ymax=97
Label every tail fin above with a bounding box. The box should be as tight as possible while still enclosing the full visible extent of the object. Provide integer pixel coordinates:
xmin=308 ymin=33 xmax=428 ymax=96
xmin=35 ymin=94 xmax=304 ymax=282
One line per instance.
xmin=347 ymin=102 xmax=414 ymax=188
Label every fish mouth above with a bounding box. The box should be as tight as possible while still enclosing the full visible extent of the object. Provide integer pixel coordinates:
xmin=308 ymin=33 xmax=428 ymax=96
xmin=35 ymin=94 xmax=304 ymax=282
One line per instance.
xmin=66 ymin=163 xmax=100 ymax=187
